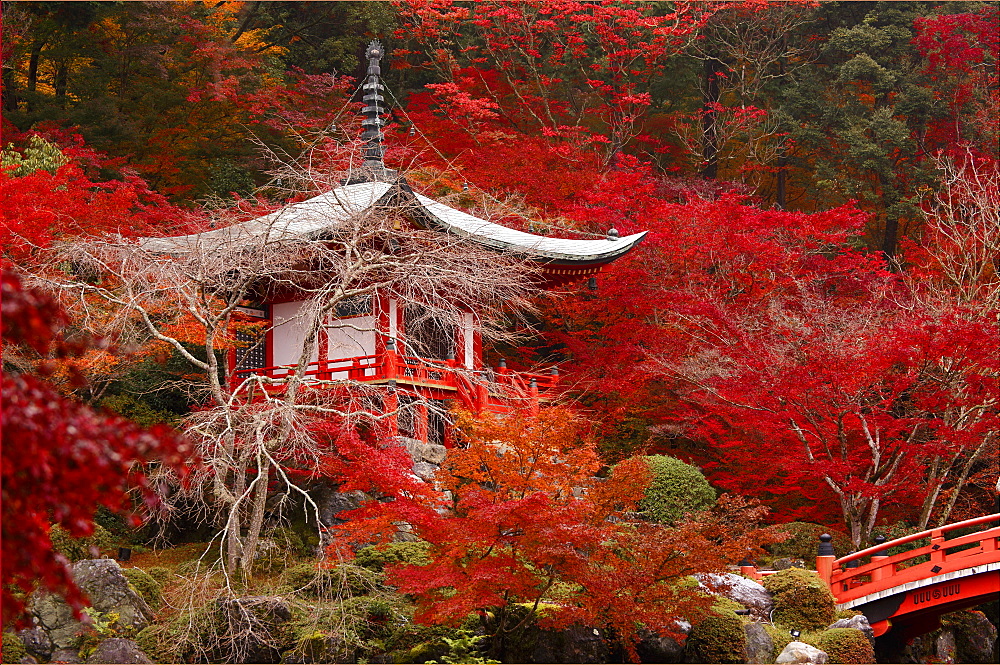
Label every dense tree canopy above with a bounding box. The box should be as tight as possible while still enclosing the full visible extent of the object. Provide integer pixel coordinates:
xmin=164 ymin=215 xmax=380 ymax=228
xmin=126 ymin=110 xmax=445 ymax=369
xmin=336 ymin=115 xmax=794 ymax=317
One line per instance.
xmin=2 ymin=0 xmax=997 ymax=631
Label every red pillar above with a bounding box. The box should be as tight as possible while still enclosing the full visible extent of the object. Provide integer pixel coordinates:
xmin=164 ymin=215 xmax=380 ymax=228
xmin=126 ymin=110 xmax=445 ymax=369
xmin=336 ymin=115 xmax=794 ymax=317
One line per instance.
xmin=384 ymin=389 xmax=398 ymax=439
xmin=816 ymin=533 xmax=836 ymax=593
xmin=415 ymin=400 xmax=429 ymax=443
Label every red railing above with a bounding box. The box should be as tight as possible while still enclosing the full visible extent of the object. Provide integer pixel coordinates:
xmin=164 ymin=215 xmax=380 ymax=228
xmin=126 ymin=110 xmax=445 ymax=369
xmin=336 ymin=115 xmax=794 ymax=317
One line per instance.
xmin=818 ymin=513 xmax=1000 ymax=604
xmin=232 ymin=351 xmax=559 ymax=410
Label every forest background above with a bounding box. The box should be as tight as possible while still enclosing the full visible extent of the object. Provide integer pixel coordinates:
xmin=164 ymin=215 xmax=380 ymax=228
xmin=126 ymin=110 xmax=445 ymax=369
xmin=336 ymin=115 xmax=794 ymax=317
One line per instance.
xmin=1 ymin=0 xmax=999 ymax=633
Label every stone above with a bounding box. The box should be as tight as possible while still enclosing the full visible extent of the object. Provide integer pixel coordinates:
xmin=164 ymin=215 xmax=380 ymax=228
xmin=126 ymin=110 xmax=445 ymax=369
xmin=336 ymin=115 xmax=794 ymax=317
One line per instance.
xmin=775 ymin=641 xmax=828 ymax=664
xmin=953 ymin=610 xmax=997 ymax=663
xmin=743 ymin=622 xmax=773 ymax=663
xmin=412 ymin=461 xmax=438 ymax=481
xmin=697 ymin=572 xmax=774 ymax=620
xmin=31 ymin=559 xmax=153 ymax=651
xmin=934 ymin=628 xmax=957 ymax=663
xmin=16 ymin=626 xmax=53 ymax=661
xmin=18 ymin=656 xmax=38 ymax=664
xmin=828 ymin=614 xmax=874 ymax=641
xmin=396 ymin=436 xmax=448 ymax=465
xmin=86 ymin=638 xmax=152 ymax=664
xmin=314 ymin=482 xmax=366 ymax=527
xmin=528 ymin=624 xmax=610 ymax=664
xmin=49 ymin=647 xmax=84 ymax=663
xmin=635 ymin=622 xmax=690 ymax=663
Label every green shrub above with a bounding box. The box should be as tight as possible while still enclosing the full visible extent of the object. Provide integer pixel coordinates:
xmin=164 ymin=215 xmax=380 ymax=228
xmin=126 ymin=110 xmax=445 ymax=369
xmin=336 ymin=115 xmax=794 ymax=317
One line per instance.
xmin=817 ymin=628 xmax=875 ymax=664
xmin=637 ymin=455 xmax=716 ymax=525
xmin=686 ymin=605 xmax=747 ymax=664
xmin=355 ymin=541 xmax=433 ymax=571
xmin=146 ymin=566 xmax=172 ymax=586
xmin=49 ymin=523 xmax=116 ymax=561
xmin=282 ymin=562 xmax=383 ymax=598
xmin=762 ymin=568 xmax=835 ymax=630
xmin=2 ymin=632 xmax=27 ymax=664
xmin=123 ymin=567 xmax=163 ymax=610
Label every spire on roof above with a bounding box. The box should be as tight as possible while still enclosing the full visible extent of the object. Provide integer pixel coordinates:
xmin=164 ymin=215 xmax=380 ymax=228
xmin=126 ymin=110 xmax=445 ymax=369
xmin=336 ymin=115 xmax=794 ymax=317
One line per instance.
xmin=345 ymin=40 xmax=399 ymax=185
xmin=361 ymin=40 xmax=385 ymax=168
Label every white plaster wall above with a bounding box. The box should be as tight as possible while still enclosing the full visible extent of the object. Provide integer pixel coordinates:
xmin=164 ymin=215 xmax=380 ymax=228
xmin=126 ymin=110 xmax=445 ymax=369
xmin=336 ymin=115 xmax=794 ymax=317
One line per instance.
xmin=326 ymin=315 xmax=376 ymax=360
xmin=271 ymin=300 xmax=318 ymax=367
xmin=463 ymin=312 xmax=475 ymax=369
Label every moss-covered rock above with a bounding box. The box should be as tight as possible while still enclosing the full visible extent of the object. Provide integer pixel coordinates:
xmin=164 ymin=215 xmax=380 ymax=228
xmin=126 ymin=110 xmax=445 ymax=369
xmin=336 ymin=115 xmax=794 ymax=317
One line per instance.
xmin=1 ymin=632 xmax=27 ymax=664
xmin=354 ymin=542 xmax=432 ymax=571
xmin=123 ymin=567 xmax=163 ymax=610
xmin=638 ymin=456 xmax=717 ymax=525
xmin=762 ymin=568 xmax=835 ymax=630
xmin=817 ymin=628 xmax=874 ymax=664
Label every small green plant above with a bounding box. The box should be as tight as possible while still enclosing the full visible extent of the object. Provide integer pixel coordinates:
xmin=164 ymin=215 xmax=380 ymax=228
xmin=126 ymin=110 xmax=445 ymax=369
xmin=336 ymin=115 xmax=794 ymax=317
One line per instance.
xmin=637 ymin=455 xmax=716 ymax=525
xmin=1 ymin=135 xmax=69 ymax=177
xmin=49 ymin=523 xmax=116 ymax=561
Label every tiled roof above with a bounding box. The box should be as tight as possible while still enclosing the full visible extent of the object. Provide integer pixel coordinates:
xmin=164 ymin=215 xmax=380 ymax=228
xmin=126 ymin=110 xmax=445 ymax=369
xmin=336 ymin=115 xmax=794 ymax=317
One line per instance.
xmin=141 ymin=180 xmax=645 ymax=264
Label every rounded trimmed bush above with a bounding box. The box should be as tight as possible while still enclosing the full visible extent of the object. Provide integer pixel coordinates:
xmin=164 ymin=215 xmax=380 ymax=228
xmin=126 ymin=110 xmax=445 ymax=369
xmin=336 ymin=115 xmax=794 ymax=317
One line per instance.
xmin=123 ymin=567 xmax=163 ymax=609
xmin=762 ymin=568 xmax=835 ymax=630
xmin=638 ymin=455 xmax=716 ymax=524
xmin=817 ymin=628 xmax=875 ymax=664
xmin=687 ymin=608 xmax=747 ymax=663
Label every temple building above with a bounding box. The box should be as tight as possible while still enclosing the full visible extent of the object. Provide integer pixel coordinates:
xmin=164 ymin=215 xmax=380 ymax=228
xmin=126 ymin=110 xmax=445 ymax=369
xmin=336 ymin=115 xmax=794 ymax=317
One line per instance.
xmin=142 ymin=41 xmax=645 ymax=446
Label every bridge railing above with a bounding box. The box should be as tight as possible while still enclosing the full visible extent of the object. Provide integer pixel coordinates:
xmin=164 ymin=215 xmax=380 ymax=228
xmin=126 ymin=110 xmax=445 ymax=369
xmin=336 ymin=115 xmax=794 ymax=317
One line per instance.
xmin=817 ymin=513 xmax=1000 ymax=604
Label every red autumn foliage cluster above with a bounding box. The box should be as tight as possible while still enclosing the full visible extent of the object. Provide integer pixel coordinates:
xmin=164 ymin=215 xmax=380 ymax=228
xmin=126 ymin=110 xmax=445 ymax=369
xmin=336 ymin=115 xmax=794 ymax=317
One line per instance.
xmin=1 ymin=266 xmax=191 ymax=624
xmin=329 ymin=407 xmax=780 ymax=661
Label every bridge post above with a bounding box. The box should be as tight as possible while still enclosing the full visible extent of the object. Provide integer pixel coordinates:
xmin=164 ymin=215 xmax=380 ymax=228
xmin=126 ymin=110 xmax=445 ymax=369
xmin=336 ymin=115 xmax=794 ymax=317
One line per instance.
xmin=739 ymin=558 xmax=760 ymax=581
xmin=930 ymin=528 xmax=945 ymax=565
xmin=871 ymin=534 xmax=890 ymax=582
xmin=816 ymin=533 xmax=835 ymax=589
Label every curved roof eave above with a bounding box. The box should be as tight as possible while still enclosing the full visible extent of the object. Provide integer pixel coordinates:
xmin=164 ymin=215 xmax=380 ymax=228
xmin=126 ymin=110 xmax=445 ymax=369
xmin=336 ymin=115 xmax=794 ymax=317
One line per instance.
xmin=410 ymin=193 xmax=646 ymax=264
xmin=139 ymin=180 xmax=647 ymax=266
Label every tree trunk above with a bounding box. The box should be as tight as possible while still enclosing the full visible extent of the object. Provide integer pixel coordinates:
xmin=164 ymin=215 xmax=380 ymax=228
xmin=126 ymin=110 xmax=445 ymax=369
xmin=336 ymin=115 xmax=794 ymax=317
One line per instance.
xmin=54 ymin=61 xmax=68 ymax=107
xmin=701 ymin=58 xmax=720 ymax=180
xmin=240 ymin=456 xmax=271 ymax=574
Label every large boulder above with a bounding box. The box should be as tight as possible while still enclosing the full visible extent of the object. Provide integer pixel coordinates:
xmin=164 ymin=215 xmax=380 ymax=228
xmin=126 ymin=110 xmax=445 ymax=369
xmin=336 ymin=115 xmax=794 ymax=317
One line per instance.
xmin=398 ymin=437 xmax=447 ymax=465
xmin=697 ymin=573 xmax=774 ymax=620
xmin=635 ymin=621 xmax=690 ymax=663
xmin=526 ymin=624 xmax=610 ymax=664
xmin=775 ymin=640 xmax=828 ymax=664
xmin=31 ymin=559 xmax=152 ymax=650
xmin=901 ymin=609 xmax=997 ymax=664
xmin=85 ymin=638 xmax=152 ymax=664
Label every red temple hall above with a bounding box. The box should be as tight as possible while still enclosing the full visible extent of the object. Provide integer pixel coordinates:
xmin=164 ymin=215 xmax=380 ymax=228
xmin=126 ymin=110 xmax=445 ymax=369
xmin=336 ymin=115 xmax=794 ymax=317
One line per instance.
xmin=142 ymin=42 xmax=645 ymax=446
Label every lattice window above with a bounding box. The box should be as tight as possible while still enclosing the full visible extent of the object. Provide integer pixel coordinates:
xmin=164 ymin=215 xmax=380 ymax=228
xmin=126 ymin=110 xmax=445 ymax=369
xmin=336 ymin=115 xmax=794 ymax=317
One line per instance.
xmin=235 ymin=329 xmax=267 ymax=371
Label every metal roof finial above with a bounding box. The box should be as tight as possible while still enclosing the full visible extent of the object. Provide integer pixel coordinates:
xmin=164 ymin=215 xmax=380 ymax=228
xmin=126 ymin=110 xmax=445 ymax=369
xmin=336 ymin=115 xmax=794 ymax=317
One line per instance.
xmin=361 ymin=40 xmax=387 ymax=171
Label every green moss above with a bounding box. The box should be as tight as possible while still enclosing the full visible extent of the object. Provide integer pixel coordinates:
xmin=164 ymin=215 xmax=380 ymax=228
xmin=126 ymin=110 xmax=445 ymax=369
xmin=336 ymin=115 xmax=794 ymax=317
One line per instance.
xmin=817 ymin=628 xmax=875 ymax=664
xmin=762 ymin=568 xmax=835 ymax=630
xmin=355 ymin=541 xmax=432 ymax=571
xmin=123 ymin=567 xmax=163 ymax=610
xmin=2 ymin=632 xmax=27 ymax=664
xmin=687 ymin=608 xmax=747 ymax=663
xmin=637 ymin=456 xmax=717 ymax=525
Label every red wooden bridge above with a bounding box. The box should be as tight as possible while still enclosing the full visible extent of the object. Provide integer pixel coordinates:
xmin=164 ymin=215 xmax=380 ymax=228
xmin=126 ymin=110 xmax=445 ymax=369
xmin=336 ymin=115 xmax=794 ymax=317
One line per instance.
xmin=816 ymin=514 xmax=1000 ymax=641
